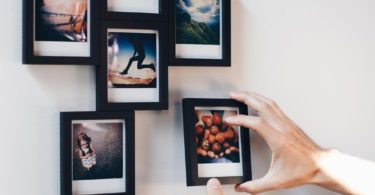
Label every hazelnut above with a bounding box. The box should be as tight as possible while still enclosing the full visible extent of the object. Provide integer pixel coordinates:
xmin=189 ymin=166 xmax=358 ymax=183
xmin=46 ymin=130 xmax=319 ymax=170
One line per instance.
xmin=215 ymin=132 xmax=225 ymax=143
xmin=208 ymin=134 xmax=216 ymax=144
xmin=225 ymin=128 xmax=235 ymax=141
xmin=204 ymin=129 xmax=210 ymax=139
xmin=212 ymin=112 xmax=222 ymax=125
xmin=210 ymin=125 xmax=220 ymax=135
xmin=201 ymin=116 xmax=213 ymax=127
xmin=212 ymin=143 xmax=221 ymax=153
xmin=196 ymin=147 xmax=207 ymax=156
xmin=195 ymin=125 xmax=204 ymax=135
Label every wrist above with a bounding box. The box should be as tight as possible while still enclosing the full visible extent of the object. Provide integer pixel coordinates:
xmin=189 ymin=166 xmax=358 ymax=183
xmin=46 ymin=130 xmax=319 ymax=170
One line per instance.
xmin=310 ymin=149 xmax=359 ymax=194
xmin=310 ymin=149 xmax=338 ymax=186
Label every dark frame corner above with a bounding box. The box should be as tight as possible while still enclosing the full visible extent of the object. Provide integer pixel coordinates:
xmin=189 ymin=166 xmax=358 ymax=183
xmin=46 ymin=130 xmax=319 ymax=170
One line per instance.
xmin=182 ymin=98 xmax=252 ymax=186
xmin=100 ymin=0 xmax=168 ymax=21
xmin=96 ymin=20 xmax=169 ymax=111
xmin=60 ymin=111 xmax=135 ymax=195
xmin=169 ymin=0 xmax=231 ymax=67
xmin=23 ymin=0 xmax=99 ymax=65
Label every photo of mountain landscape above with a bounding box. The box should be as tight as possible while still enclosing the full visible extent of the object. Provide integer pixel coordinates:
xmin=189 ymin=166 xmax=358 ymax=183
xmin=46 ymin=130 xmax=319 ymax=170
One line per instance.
xmin=176 ymin=0 xmax=220 ymax=45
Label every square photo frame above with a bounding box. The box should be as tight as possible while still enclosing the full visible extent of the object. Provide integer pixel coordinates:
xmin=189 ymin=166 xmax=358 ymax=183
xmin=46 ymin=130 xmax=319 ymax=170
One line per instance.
xmin=60 ymin=111 xmax=135 ymax=195
xmin=169 ymin=0 xmax=231 ymax=66
xmin=100 ymin=0 xmax=168 ymax=21
xmin=97 ymin=21 xmax=169 ymax=111
xmin=23 ymin=0 xmax=99 ymax=65
xmin=182 ymin=98 xmax=252 ymax=186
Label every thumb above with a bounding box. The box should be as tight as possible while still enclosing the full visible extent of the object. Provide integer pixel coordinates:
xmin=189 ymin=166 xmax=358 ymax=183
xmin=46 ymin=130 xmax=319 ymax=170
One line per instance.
xmin=207 ymin=178 xmax=224 ymax=195
xmin=235 ymin=177 xmax=278 ymax=194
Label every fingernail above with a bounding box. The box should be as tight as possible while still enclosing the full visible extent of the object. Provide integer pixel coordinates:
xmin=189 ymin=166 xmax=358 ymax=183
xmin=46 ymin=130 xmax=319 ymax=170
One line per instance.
xmin=235 ymin=186 xmax=244 ymax=192
xmin=234 ymin=184 xmax=244 ymax=192
xmin=224 ymin=116 xmax=235 ymax=123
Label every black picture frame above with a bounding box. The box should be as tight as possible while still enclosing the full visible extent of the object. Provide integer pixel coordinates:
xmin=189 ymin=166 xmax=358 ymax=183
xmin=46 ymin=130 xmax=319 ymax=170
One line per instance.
xmin=169 ymin=0 xmax=231 ymax=66
xmin=100 ymin=0 xmax=168 ymax=21
xmin=23 ymin=0 xmax=99 ymax=65
xmin=182 ymin=98 xmax=252 ymax=186
xmin=60 ymin=111 xmax=135 ymax=195
xmin=97 ymin=20 xmax=169 ymax=111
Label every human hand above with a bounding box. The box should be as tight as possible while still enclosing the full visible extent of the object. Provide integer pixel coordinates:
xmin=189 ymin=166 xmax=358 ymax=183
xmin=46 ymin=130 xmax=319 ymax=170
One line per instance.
xmin=207 ymin=178 xmax=224 ymax=195
xmin=224 ymin=92 xmax=323 ymax=194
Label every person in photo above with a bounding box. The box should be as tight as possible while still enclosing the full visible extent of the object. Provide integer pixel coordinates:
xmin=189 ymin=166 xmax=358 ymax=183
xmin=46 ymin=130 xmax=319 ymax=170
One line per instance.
xmin=76 ymin=132 xmax=96 ymax=171
xmin=73 ymin=122 xmax=123 ymax=181
xmin=119 ymin=36 xmax=156 ymax=75
xmin=107 ymin=32 xmax=157 ymax=88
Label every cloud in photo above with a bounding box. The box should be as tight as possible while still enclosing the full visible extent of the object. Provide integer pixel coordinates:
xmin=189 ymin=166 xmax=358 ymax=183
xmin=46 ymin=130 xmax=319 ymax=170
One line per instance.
xmin=178 ymin=0 xmax=219 ymax=23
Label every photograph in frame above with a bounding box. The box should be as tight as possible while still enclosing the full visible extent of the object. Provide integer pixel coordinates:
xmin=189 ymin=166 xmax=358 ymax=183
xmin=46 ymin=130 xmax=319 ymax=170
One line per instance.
xmin=107 ymin=29 xmax=159 ymax=103
xmin=107 ymin=0 xmax=159 ymax=14
xmin=100 ymin=0 xmax=168 ymax=21
xmin=169 ymin=0 xmax=231 ymax=66
xmin=60 ymin=112 xmax=135 ymax=195
xmin=182 ymin=99 xmax=251 ymax=186
xmin=97 ymin=21 xmax=169 ymax=111
xmin=175 ymin=0 xmax=222 ymax=60
xmin=72 ymin=120 xmax=126 ymax=194
xmin=34 ymin=0 xmax=90 ymax=57
xmin=194 ymin=107 xmax=243 ymax=178
xmin=23 ymin=0 xmax=99 ymax=64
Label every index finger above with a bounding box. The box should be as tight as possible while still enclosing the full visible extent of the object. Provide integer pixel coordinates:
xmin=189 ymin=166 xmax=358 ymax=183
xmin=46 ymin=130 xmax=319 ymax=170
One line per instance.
xmin=230 ymin=92 xmax=273 ymax=116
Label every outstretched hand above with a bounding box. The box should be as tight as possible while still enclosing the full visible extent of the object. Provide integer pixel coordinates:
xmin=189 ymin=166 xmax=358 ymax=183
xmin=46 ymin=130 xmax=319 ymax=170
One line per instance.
xmin=225 ymin=92 xmax=322 ymax=194
xmin=206 ymin=92 xmax=375 ymax=195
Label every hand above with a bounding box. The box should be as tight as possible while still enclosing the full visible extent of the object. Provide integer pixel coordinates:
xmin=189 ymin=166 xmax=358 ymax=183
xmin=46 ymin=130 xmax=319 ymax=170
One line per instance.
xmin=224 ymin=92 xmax=323 ymax=194
xmin=207 ymin=178 xmax=224 ymax=195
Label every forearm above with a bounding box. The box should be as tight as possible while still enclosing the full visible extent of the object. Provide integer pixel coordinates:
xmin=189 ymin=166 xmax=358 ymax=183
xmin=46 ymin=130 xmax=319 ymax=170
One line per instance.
xmin=312 ymin=149 xmax=375 ymax=195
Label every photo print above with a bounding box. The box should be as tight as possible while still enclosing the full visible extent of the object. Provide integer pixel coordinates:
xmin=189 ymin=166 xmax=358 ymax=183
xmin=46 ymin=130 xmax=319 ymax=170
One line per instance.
xmin=72 ymin=120 xmax=126 ymax=194
xmin=194 ymin=107 xmax=243 ymax=178
xmin=175 ymin=0 xmax=222 ymax=59
xmin=176 ymin=0 xmax=220 ymax=45
xmin=183 ymin=99 xmax=251 ymax=186
xmin=97 ymin=21 xmax=168 ymax=110
xmin=107 ymin=31 xmax=157 ymax=89
xmin=34 ymin=0 xmax=90 ymax=57
xmin=35 ymin=0 xmax=88 ymax=42
xmin=107 ymin=0 xmax=159 ymax=14
xmin=106 ymin=28 xmax=162 ymax=104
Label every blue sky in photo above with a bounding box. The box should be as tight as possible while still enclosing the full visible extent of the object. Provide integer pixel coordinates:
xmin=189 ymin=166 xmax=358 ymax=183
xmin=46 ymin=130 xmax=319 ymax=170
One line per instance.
xmin=177 ymin=0 xmax=220 ymax=24
xmin=109 ymin=32 xmax=156 ymax=65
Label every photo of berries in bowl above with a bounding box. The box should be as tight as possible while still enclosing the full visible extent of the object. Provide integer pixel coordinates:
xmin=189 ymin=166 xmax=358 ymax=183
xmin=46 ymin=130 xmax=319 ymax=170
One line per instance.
xmin=194 ymin=109 xmax=241 ymax=164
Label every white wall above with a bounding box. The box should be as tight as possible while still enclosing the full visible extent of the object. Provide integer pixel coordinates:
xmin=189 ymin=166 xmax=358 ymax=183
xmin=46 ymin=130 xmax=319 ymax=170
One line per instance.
xmin=0 ymin=0 xmax=374 ymax=195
